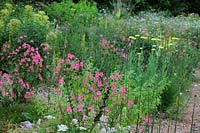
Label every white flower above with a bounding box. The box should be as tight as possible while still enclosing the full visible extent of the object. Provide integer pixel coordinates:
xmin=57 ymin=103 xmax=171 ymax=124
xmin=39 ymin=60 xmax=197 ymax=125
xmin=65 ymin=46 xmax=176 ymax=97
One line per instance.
xmin=109 ymin=127 xmax=117 ymax=132
xmin=101 ymin=128 xmax=107 ymax=132
xmin=57 ymin=124 xmax=68 ymax=132
xmin=44 ymin=115 xmax=56 ymax=119
xmin=79 ymin=126 xmax=87 ymax=130
xmin=72 ymin=118 xmax=78 ymax=125
xmin=36 ymin=119 xmax=41 ymax=125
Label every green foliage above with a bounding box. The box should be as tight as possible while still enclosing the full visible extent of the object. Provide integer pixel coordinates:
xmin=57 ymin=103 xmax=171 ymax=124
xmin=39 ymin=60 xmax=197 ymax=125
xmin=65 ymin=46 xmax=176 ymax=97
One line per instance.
xmin=47 ymin=0 xmax=98 ymax=24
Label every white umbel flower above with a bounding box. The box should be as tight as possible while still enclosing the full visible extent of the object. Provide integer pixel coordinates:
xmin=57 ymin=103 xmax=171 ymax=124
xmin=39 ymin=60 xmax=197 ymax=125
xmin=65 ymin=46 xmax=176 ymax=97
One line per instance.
xmin=72 ymin=118 xmax=78 ymax=125
xmin=57 ymin=124 xmax=68 ymax=132
xmin=44 ymin=115 xmax=56 ymax=119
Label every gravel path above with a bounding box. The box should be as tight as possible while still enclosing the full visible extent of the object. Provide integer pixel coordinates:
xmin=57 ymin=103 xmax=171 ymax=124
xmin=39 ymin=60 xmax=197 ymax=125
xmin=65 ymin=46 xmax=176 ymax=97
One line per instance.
xmin=157 ymin=69 xmax=200 ymax=133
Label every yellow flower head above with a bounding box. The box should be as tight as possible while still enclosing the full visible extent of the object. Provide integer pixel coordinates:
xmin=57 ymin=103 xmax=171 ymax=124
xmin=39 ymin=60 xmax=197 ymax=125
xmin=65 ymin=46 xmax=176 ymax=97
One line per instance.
xmin=0 ymin=9 xmax=10 ymax=21
xmin=168 ymin=43 xmax=174 ymax=46
xmin=140 ymin=36 xmax=148 ymax=39
xmin=172 ymin=37 xmax=180 ymax=41
xmin=25 ymin=5 xmax=33 ymax=13
xmin=129 ymin=36 xmax=136 ymax=40
xmin=159 ymin=45 xmax=164 ymax=49
xmin=5 ymin=3 xmax=13 ymax=11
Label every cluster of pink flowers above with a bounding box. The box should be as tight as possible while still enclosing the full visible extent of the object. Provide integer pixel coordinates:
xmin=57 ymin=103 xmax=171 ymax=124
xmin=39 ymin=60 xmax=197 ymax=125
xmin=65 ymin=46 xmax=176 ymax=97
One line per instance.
xmin=7 ymin=42 xmax=44 ymax=80
xmin=0 ymin=36 xmax=50 ymax=99
xmin=18 ymin=78 xmax=30 ymax=90
xmin=99 ymin=37 xmax=128 ymax=60
xmin=2 ymin=43 xmax=11 ymax=53
xmin=0 ymin=72 xmax=14 ymax=97
xmin=55 ymin=87 xmax=62 ymax=97
xmin=140 ymin=115 xmax=153 ymax=125
xmin=24 ymin=91 xmax=34 ymax=99
xmin=65 ymin=53 xmax=75 ymax=63
xmin=70 ymin=61 xmax=84 ymax=71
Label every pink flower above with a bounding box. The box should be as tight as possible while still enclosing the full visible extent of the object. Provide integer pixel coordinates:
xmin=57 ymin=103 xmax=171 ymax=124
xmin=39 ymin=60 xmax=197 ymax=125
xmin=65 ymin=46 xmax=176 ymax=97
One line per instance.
xmin=128 ymin=99 xmax=134 ymax=109
xmin=19 ymin=35 xmax=23 ymax=39
xmin=78 ymin=94 xmax=84 ymax=101
xmin=93 ymin=77 xmax=98 ymax=83
xmin=145 ymin=116 xmax=153 ymax=125
xmin=24 ymin=91 xmax=34 ymax=98
xmin=31 ymin=47 xmax=35 ymax=52
xmin=71 ymin=95 xmax=76 ymax=100
xmin=104 ymin=107 xmax=110 ymax=113
xmin=100 ymin=38 xmax=107 ymax=47
xmin=112 ymin=82 xmax=117 ymax=95
xmin=77 ymin=103 xmax=83 ymax=112
xmin=65 ymin=58 xmax=70 ymax=63
xmin=96 ymin=90 xmax=101 ymax=96
xmin=55 ymin=87 xmax=62 ymax=97
xmin=67 ymin=53 xmax=75 ymax=59
xmin=1 ymin=90 xmax=7 ymax=96
xmin=79 ymin=61 xmax=84 ymax=68
xmin=121 ymin=87 xmax=126 ymax=98
xmin=87 ymin=105 xmax=93 ymax=110
xmin=38 ymin=73 xmax=43 ymax=80
xmin=83 ymin=80 xmax=88 ymax=86
xmin=97 ymin=81 xmax=102 ymax=87
xmin=55 ymin=65 xmax=61 ymax=73
xmin=10 ymin=91 xmax=15 ymax=98
xmin=93 ymin=95 xmax=98 ymax=100
xmin=0 ymin=80 xmax=3 ymax=88
xmin=67 ymin=105 xmax=72 ymax=114
xmin=59 ymin=76 xmax=65 ymax=85
xmin=87 ymin=72 xmax=93 ymax=79
xmin=120 ymin=36 xmax=126 ymax=42
xmin=110 ymin=74 xmax=115 ymax=79
xmin=114 ymin=99 xmax=118 ymax=105
xmin=26 ymin=83 xmax=30 ymax=90
xmin=59 ymin=59 xmax=64 ymax=64
xmin=89 ymin=86 xmax=95 ymax=92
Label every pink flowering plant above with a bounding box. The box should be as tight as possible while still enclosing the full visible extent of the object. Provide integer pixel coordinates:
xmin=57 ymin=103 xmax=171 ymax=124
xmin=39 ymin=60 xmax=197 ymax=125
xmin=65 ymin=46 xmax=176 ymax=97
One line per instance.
xmin=0 ymin=35 xmax=50 ymax=103
xmin=42 ymin=53 xmax=138 ymax=132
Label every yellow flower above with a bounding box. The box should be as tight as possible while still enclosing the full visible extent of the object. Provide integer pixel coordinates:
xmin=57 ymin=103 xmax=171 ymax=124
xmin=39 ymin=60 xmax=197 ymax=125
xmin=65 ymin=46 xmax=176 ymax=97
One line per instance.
xmin=0 ymin=9 xmax=10 ymax=21
xmin=7 ymin=19 xmax=21 ymax=35
xmin=135 ymin=34 xmax=140 ymax=37
xmin=172 ymin=37 xmax=180 ymax=41
xmin=38 ymin=11 xmax=46 ymax=15
xmin=140 ymin=36 xmax=148 ymax=39
xmin=25 ymin=5 xmax=33 ymax=13
xmin=5 ymin=3 xmax=13 ymax=11
xmin=129 ymin=36 xmax=136 ymax=40
xmin=151 ymin=38 xmax=162 ymax=41
xmin=168 ymin=43 xmax=174 ymax=46
xmin=159 ymin=45 xmax=164 ymax=49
